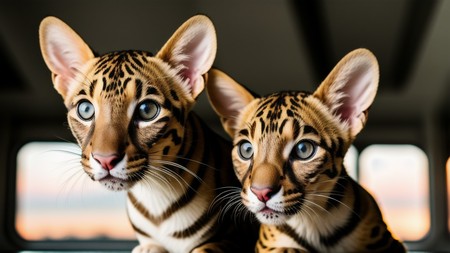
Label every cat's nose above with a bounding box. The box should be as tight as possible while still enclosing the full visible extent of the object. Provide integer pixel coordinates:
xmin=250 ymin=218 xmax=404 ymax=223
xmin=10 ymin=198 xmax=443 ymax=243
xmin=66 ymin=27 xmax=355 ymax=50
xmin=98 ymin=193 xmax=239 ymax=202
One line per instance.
xmin=92 ymin=153 xmax=123 ymax=170
xmin=251 ymin=186 xmax=277 ymax=203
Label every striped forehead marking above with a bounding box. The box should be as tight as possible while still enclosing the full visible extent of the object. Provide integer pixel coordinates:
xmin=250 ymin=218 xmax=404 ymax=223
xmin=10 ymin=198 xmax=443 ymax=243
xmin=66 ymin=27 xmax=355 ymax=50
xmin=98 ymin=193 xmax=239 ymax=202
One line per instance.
xmin=94 ymin=51 xmax=152 ymax=98
xmin=251 ymin=91 xmax=311 ymax=136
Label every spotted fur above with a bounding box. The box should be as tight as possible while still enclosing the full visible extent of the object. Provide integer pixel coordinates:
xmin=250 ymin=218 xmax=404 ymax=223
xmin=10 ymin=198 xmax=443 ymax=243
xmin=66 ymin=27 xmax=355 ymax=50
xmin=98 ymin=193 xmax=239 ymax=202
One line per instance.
xmin=207 ymin=49 xmax=406 ymax=252
xmin=39 ymin=15 xmax=256 ymax=253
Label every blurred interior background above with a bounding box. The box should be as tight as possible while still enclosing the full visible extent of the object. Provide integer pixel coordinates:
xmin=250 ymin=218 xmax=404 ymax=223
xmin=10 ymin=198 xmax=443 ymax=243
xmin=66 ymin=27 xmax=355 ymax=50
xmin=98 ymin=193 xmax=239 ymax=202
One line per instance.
xmin=0 ymin=0 xmax=449 ymax=252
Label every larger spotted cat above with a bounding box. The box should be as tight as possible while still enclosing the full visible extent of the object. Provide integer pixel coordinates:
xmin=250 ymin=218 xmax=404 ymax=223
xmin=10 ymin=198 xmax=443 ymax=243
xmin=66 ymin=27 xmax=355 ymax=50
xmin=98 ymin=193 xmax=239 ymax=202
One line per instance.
xmin=39 ymin=15 xmax=254 ymax=253
xmin=206 ymin=49 xmax=406 ymax=252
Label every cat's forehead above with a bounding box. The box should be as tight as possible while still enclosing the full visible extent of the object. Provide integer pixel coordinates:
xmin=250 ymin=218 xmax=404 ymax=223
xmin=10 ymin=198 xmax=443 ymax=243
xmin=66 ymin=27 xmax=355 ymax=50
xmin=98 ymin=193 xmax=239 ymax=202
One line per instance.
xmin=68 ymin=50 xmax=164 ymax=109
xmin=93 ymin=51 xmax=150 ymax=98
xmin=94 ymin=50 xmax=153 ymax=72
xmin=253 ymin=91 xmax=311 ymax=117
xmin=81 ymin=50 xmax=170 ymax=97
xmin=241 ymin=91 xmax=330 ymax=140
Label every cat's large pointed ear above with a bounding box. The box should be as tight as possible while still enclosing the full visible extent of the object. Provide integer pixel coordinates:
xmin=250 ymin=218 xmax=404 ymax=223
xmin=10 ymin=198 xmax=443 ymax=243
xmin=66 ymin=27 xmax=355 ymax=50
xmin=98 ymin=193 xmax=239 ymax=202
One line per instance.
xmin=313 ymin=48 xmax=379 ymax=137
xmin=206 ymin=69 xmax=255 ymax=137
xmin=156 ymin=15 xmax=216 ymax=99
xmin=39 ymin=16 xmax=95 ymax=99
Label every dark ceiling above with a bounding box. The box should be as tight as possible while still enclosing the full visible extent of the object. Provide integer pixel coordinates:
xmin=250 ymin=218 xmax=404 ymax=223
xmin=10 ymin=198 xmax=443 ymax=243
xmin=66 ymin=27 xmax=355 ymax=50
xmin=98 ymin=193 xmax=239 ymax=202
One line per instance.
xmin=0 ymin=0 xmax=449 ymax=130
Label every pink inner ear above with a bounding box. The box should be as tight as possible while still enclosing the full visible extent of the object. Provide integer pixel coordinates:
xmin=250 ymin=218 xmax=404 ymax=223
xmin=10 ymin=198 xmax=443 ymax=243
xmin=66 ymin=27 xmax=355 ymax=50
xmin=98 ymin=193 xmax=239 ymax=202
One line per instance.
xmin=178 ymin=33 xmax=212 ymax=83
xmin=336 ymin=65 xmax=374 ymax=123
xmin=336 ymin=105 xmax=355 ymax=123
xmin=179 ymin=67 xmax=198 ymax=85
xmin=51 ymin=45 xmax=78 ymax=79
xmin=44 ymin=25 xmax=94 ymax=81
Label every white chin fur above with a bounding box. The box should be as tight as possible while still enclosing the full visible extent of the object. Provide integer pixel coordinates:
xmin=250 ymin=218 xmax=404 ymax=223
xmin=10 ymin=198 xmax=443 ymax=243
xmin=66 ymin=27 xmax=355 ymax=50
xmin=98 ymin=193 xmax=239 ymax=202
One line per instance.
xmin=100 ymin=177 xmax=130 ymax=191
xmin=255 ymin=212 xmax=287 ymax=225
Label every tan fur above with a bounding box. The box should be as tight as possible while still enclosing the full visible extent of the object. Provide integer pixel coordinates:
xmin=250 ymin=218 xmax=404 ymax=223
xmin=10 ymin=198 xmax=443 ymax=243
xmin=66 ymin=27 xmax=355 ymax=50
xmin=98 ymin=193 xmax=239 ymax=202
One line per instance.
xmin=207 ymin=49 xmax=405 ymax=252
xmin=40 ymin=15 xmax=256 ymax=253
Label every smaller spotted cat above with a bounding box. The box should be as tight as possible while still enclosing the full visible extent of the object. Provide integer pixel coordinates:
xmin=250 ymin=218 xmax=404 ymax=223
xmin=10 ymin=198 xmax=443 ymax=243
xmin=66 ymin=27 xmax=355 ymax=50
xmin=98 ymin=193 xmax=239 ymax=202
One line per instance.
xmin=206 ymin=49 xmax=406 ymax=252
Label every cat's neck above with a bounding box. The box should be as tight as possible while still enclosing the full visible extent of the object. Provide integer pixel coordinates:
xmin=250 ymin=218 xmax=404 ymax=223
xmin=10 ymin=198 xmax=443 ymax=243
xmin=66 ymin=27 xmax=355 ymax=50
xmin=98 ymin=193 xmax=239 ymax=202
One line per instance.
xmin=285 ymin=174 xmax=361 ymax=245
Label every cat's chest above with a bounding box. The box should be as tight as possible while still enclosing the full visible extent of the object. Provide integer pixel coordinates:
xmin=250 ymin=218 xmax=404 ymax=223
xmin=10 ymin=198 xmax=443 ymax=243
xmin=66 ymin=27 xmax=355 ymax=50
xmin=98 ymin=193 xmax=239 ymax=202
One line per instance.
xmin=128 ymin=181 xmax=185 ymax=216
xmin=284 ymin=206 xmax=354 ymax=252
xmin=127 ymin=181 xmax=211 ymax=216
xmin=126 ymin=180 xmax=212 ymax=244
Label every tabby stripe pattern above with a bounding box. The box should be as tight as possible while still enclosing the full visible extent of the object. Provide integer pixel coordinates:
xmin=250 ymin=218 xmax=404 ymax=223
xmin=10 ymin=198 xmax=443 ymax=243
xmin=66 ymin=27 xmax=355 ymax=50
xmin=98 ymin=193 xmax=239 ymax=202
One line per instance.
xmin=206 ymin=60 xmax=405 ymax=252
xmin=40 ymin=15 xmax=258 ymax=253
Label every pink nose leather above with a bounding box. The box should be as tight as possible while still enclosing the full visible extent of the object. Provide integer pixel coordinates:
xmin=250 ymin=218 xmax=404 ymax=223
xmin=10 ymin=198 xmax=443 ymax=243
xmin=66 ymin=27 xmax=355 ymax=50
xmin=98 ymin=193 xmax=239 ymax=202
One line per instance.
xmin=251 ymin=187 xmax=274 ymax=203
xmin=92 ymin=154 xmax=122 ymax=170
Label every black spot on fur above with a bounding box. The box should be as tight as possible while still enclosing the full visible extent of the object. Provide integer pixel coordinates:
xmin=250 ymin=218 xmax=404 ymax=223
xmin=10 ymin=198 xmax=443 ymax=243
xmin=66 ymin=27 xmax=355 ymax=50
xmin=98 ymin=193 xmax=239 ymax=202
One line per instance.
xmin=146 ymin=87 xmax=158 ymax=95
xmin=124 ymin=63 xmax=134 ymax=75
xmin=170 ymin=89 xmax=179 ymax=101
xmin=163 ymin=129 xmax=182 ymax=145
xmin=163 ymin=146 xmax=170 ymax=155
xmin=259 ymin=118 xmax=266 ymax=134
xmin=239 ymin=129 xmax=249 ymax=137
xmin=135 ymin=79 xmax=143 ymax=99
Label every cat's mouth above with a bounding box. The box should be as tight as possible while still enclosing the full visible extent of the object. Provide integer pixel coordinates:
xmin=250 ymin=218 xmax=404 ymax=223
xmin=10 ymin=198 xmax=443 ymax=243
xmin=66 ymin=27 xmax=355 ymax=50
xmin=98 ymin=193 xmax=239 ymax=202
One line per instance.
xmin=250 ymin=196 xmax=303 ymax=225
xmin=99 ymin=175 xmax=130 ymax=191
xmin=259 ymin=206 xmax=282 ymax=215
xmin=255 ymin=206 xmax=286 ymax=225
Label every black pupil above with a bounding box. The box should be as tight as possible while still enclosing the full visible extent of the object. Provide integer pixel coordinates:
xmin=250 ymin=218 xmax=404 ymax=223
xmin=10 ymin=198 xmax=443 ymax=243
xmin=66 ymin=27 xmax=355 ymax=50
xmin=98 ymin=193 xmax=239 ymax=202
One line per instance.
xmin=296 ymin=141 xmax=315 ymax=159
xmin=241 ymin=142 xmax=253 ymax=158
xmin=243 ymin=144 xmax=252 ymax=154
xmin=81 ymin=103 xmax=91 ymax=113
xmin=299 ymin=143 xmax=309 ymax=153
xmin=139 ymin=101 xmax=157 ymax=120
xmin=78 ymin=101 xmax=93 ymax=119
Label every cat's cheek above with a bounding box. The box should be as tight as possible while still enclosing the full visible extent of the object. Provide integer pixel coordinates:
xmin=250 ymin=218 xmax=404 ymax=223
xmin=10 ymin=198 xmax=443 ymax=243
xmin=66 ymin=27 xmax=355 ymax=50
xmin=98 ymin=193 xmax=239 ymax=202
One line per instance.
xmin=109 ymin=159 xmax=128 ymax=180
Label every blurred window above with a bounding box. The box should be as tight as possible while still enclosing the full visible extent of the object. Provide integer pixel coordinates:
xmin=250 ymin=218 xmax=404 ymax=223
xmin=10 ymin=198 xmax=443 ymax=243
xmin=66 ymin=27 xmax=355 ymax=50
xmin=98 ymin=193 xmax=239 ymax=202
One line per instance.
xmin=359 ymin=145 xmax=430 ymax=241
xmin=16 ymin=142 xmax=134 ymax=240
xmin=344 ymin=145 xmax=358 ymax=180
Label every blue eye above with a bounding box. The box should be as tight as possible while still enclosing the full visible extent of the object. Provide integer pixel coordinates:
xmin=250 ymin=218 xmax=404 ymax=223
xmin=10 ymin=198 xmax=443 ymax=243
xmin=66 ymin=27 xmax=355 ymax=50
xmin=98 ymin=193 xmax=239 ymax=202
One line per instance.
xmin=238 ymin=141 xmax=254 ymax=160
xmin=293 ymin=140 xmax=317 ymax=160
xmin=77 ymin=100 xmax=95 ymax=121
xmin=137 ymin=100 xmax=160 ymax=121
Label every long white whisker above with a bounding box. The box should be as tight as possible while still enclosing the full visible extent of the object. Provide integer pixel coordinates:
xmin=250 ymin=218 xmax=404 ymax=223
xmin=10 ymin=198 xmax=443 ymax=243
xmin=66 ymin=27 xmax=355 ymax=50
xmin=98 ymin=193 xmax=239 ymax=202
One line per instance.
xmin=307 ymin=193 xmax=361 ymax=219
xmin=156 ymin=165 xmax=192 ymax=194
xmin=302 ymin=197 xmax=330 ymax=215
xmin=151 ymin=159 xmax=204 ymax=184
xmin=157 ymin=154 xmax=219 ymax=171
